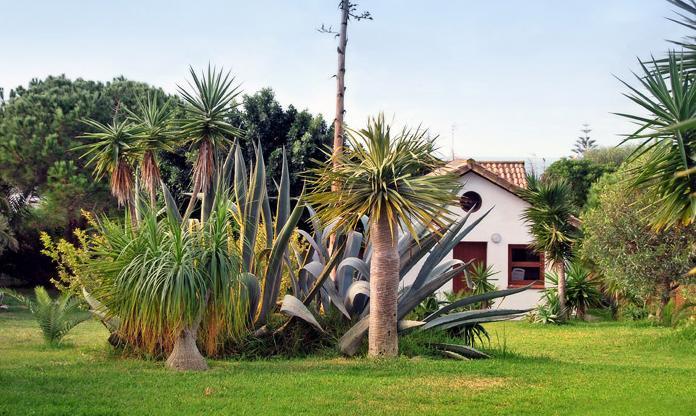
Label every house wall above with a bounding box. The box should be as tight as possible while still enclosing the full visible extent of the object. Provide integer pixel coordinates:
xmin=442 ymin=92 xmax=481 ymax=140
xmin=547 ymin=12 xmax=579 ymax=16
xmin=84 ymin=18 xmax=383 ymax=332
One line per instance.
xmin=401 ymin=171 xmax=546 ymax=310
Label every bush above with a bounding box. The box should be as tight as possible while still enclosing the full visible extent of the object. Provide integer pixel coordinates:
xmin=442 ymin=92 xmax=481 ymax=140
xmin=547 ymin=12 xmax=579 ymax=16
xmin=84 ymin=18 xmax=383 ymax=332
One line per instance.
xmin=580 ymin=164 xmax=696 ymax=316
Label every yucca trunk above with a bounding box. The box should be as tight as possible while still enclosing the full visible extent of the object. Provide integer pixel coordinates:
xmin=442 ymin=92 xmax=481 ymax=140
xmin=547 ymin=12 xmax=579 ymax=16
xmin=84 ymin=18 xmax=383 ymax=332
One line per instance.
xmin=141 ymin=150 xmax=161 ymax=206
xmin=557 ymin=262 xmax=567 ymax=321
xmin=184 ymin=138 xmax=214 ymax=219
xmin=110 ymin=160 xmax=134 ymax=207
xmin=368 ymin=209 xmax=399 ymax=357
xmin=165 ymin=326 xmax=207 ymax=371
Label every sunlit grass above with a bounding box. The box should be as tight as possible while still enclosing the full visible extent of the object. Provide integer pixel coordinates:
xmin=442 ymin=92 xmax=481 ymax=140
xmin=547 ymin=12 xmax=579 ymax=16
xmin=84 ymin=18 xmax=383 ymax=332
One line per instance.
xmin=1 ymin=306 xmax=694 ymax=415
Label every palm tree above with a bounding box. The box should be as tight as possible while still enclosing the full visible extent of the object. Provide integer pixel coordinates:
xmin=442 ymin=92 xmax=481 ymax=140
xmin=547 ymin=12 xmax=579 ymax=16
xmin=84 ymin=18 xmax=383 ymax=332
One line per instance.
xmin=617 ymin=54 xmax=696 ymax=230
xmin=178 ymin=66 xmax=242 ymax=219
xmin=78 ymin=119 xmax=138 ymax=209
xmin=126 ymin=93 xmax=176 ymax=205
xmin=307 ymin=114 xmax=460 ymax=357
xmin=519 ymin=175 xmax=577 ymax=321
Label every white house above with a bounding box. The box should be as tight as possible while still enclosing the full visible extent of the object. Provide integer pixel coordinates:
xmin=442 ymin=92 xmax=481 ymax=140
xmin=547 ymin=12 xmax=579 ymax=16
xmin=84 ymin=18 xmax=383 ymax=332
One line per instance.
xmin=402 ymin=159 xmax=548 ymax=310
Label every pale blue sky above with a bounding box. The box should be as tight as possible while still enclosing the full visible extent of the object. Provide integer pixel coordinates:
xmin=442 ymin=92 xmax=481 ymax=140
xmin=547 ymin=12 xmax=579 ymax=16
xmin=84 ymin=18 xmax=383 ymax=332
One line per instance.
xmin=0 ymin=0 xmax=690 ymax=159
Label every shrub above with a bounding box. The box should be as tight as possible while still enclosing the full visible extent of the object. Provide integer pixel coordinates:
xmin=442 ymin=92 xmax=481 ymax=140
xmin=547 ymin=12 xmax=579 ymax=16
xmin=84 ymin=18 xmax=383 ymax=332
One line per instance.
xmin=580 ymin=164 xmax=696 ymax=317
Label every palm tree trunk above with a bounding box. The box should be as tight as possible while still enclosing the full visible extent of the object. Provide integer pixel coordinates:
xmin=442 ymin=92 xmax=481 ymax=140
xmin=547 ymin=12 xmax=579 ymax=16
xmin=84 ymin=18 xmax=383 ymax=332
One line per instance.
xmin=368 ymin=209 xmax=399 ymax=357
xmin=557 ymin=262 xmax=567 ymax=321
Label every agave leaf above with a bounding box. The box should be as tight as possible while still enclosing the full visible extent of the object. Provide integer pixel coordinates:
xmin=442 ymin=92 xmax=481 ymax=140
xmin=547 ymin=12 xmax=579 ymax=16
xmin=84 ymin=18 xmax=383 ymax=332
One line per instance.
xmin=398 ymin=228 xmax=439 ymax=278
xmin=337 ymin=231 xmax=363 ymax=296
xmin=275 ymin=149 xmax=291 ymax=237
xmin=82 ymin=288 xmax=119 ymax=332
xmin=241 ymin=145 xmax=266 ymax=270
xmin=397 ymin=320 xmax=425 ymax=332
xmin=344 ymin=280 xmax=370 ymax=316
xmin=397 ymin=263 xmax=467 ymax=317
xmin=160 ymin=181 xmax=182 ymax=224
xmin=284 ymin=255 xmax=300 ymax=296
xmin=338 ymin=315 xmax=369 ymax=356
xmin=257 ymin=195 xmax=304 ymax=324
xmin=423 ymin=283 xmax=534 ymax=322
xmin=436 ymin=314 xmax=522 ymax=331
xmin=440 ymin=350 xmax=470 ymax=360
xmin=240 ymin=272 xmax=260 ymax=323
xmin=303 ymin=261 xmax=325 ymax=279
xmin=233 ymin=145 xmax=248 ymax=215
xmin=261 ymin=179 xmax=274 ymax=247
xmin=297 ymin=229 xmax=328 ymax=264
xmin=301 ymin=242 xmax=346 ymax=305
xmin=221 ymin=143 xmax=236 ymax=186
xmin=434 ymin=343 xmax=490 ymax=359
xmin=421 ymin=309 xmax=530 ymax=331
xmin=280 ymin=295 xmax=324 ymax=332
xmin=410 ymin=209 xmax=492 ymax=292
xmin=321 ymin=281 xmax=351 ymax=319
xmin=339 ymin=263 xmax=466 ymax=356
xmin=337 ymin=257 xmax=370 ymax=281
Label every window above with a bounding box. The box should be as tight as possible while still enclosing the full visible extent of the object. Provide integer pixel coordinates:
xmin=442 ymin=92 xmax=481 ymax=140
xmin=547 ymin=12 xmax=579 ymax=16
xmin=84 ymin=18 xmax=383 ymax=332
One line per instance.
xmin=508 ymin=244 xmax=544 ymax=287
xmin=460 ymin=191 xmax=482 ymax=212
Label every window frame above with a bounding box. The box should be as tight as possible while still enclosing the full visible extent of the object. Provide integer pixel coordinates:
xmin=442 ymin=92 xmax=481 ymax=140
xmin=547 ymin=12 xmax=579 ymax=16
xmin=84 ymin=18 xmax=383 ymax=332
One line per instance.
xmin=507 ymin=244 xmax=545 ymax=288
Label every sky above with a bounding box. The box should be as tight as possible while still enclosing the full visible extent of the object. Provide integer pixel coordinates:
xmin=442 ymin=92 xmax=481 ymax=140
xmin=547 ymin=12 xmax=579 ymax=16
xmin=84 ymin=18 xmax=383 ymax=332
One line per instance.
xmin=0 ymin=0 xmax=691 ymax=160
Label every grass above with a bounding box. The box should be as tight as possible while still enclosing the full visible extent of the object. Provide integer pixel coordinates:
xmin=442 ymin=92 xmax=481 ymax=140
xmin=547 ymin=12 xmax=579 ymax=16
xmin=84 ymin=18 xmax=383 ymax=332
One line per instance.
xmin=0 ymin=305 xmax=694 ymax=416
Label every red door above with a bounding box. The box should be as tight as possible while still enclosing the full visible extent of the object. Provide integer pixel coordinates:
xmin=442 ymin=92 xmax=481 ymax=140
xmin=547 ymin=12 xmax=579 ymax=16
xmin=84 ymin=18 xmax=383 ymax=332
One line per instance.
xmin=452 ymin=242 xmax=487 ymax=293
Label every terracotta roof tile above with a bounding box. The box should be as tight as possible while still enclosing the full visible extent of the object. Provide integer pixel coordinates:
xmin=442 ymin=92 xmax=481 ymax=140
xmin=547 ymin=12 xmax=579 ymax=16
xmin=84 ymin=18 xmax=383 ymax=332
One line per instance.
xmin=438 ymin=159 xmax=528 ymax=189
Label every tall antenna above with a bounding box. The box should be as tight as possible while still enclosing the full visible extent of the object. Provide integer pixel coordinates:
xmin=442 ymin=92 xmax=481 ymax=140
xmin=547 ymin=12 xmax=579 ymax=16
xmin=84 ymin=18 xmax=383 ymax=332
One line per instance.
xmin=450 ymin=123 xmax=457 ymax=161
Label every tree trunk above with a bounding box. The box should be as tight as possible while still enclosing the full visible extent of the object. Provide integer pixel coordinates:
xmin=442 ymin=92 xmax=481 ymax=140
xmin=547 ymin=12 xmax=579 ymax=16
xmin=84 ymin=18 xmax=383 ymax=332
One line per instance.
xmin=332 ymin=1 xmax=349 ymax=168
xmin=656 ymin=276 xmax=673 ymax=321
xmin=166 ymin=326 xmax=207 ymax=371
xmin=557 ymin=262 xmax=567 ymax=322
xmin=368 ymin=209 xmax=399 ymax=358
xmin=328 ymin=2 xmax=350 ymax=284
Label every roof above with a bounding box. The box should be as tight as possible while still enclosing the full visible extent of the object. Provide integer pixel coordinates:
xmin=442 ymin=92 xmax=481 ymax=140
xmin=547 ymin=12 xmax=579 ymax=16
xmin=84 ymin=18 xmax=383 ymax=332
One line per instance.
xmin=435 ymin=159 xmax=527 ymax=195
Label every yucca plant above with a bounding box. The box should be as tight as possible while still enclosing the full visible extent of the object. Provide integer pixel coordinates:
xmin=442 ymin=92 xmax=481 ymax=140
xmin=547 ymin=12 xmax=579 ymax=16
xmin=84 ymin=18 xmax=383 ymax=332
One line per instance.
xmin=617 ymin=54 xmax=696 ymax=230
xmin=466 ymin=262 xmax=498 ymax=308
xmin=308 ymin=114 xmax=462 ymax=357
xmin=546 ymin=263 xmax=602 ymax=320
xmin=519 ymin=175 xmax=578 ymax=321
xmin=77 ymin=119 xmax=138 ymax=208
xmin=4 ymin=287 xmax=90 ymax=345
xmin=178 ymin=65 xmax=242 ymax=219
xmin=126 ymin=92 xmax=177 ymax=205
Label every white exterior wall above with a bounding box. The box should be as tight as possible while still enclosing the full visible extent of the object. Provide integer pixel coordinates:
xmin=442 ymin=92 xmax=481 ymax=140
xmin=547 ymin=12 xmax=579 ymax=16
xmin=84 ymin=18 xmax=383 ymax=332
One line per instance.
xmin=401 ymin=171 xmax=546 ymax=310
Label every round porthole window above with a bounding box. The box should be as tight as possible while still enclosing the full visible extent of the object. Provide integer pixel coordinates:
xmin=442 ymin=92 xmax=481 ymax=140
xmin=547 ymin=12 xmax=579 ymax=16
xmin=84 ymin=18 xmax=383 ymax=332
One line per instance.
xmin=460 ymin=191 xmax=482 ymax=212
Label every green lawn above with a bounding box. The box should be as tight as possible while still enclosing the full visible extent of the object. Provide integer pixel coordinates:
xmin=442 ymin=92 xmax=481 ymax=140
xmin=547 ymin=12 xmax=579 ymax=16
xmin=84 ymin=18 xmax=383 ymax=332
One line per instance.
xmin=1 ymin=306 xmax=694 ymax=416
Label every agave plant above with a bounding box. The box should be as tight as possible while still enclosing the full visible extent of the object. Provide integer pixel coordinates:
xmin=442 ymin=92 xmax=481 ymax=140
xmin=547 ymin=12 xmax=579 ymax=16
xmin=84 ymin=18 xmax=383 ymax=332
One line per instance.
xmin=4 ymin=287 xmax=90 ymax=345
xmin=297 ymin=202 xmax=530 ymax=356
xmin=126 ymin=92 xmax=177 ymax=205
